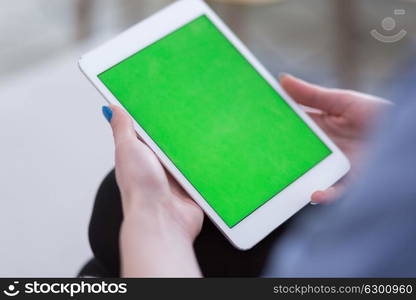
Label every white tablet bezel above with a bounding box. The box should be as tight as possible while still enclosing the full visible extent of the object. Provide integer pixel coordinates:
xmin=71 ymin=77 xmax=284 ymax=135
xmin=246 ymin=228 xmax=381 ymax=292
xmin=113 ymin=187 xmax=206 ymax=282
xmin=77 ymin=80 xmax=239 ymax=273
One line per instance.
xmin=79 ymin=0 xmax=350 ymax=250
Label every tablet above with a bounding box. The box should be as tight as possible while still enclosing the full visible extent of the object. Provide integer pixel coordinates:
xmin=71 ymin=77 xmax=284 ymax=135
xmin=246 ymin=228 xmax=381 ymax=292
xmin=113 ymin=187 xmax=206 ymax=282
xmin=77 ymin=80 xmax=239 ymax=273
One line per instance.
xmin=79 ymin=0 xmax=350 ymax=250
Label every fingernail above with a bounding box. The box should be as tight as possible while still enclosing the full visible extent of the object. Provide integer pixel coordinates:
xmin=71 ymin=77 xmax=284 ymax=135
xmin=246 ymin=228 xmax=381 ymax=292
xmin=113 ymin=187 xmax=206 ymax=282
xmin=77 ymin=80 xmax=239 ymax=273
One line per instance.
xmin=278 ymin=72 xmax=290 ymax=81
xmin=310 ymin=202 xmax=319 ymax=205
xmin=102 ymin=106 xmax=113 ymax=123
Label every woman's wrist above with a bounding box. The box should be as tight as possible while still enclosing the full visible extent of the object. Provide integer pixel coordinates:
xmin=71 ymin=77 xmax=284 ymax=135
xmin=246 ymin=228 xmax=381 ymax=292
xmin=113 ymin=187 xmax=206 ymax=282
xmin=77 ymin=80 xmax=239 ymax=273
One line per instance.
xmin=107 ymin=105 xmax=203 ymax=277
xmin=120 ymin=197 xmax=201 ymax=277
xmin=121 ymin=193 xmax=195 ymax=243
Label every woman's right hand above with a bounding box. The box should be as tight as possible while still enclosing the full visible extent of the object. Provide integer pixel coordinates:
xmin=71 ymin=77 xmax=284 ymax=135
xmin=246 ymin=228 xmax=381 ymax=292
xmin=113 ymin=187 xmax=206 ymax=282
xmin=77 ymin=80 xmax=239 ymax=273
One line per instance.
xmin=280 ymin=74 xmax=391 ymax=204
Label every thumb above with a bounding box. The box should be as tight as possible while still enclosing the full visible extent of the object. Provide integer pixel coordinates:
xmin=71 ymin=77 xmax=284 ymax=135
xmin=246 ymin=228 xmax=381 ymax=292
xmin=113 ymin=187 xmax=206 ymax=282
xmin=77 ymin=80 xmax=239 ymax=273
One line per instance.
xmin=279 ymin=73 xmax=349 ymax=115
xmin=311 ymin=186 xmax=343 ymax=204
xmin=103 ymin=105 xmax=137 ymax=146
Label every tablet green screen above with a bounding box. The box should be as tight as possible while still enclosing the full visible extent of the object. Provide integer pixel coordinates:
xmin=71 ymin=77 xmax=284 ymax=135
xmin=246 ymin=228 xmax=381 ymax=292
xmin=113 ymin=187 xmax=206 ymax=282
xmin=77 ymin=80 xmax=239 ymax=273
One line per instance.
xmin=98 ymin=15 xmax=331 ymax=227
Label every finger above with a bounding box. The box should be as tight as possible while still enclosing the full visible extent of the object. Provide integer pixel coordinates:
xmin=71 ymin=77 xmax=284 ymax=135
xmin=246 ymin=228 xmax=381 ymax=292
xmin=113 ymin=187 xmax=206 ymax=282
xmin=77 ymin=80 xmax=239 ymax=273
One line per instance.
xmin=279 ymin=74 xmax=351 ymax=115
xmin=107 ymin=105 xmax=137 ymax=146
xmin=311 ymin=186 xmax=343 ymax=204
xmin=305 ymin=111 xmax=329 ymax=130
xmin=165 ymin=169 xmax=191 ymax=200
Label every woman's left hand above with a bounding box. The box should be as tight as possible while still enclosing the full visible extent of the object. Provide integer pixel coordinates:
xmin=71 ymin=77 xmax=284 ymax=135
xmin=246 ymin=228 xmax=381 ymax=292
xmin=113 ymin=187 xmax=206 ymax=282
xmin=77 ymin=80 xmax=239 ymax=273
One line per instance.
xmin=107 ymin=105 xmax=204 ymax=241
xmin=104 ymin=105 xmax=203 ymax=277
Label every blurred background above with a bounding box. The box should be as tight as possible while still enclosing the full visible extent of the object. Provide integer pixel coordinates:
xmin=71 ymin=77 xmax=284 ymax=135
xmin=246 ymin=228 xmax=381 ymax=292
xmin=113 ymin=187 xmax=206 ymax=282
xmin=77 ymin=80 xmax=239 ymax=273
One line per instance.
xmin=0 ymin=0 xmax=415 ymax=277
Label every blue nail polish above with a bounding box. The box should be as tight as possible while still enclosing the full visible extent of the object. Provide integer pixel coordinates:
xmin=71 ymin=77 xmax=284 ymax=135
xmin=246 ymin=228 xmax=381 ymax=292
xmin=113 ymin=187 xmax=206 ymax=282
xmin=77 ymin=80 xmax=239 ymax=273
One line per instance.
xmin=102 ymin=106 xmax=113 ymax=122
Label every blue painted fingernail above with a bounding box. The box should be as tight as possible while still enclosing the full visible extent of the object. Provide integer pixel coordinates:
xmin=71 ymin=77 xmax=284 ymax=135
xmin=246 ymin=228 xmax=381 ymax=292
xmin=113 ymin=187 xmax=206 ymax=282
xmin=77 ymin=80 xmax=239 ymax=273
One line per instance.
xmin=102 ymin=106 xmax=112 ymax=123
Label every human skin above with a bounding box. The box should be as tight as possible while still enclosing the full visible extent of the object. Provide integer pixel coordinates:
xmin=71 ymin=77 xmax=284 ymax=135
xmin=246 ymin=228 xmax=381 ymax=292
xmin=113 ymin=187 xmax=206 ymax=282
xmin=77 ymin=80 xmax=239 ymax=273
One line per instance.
xmin=106 ymin=75 xmax=389 ymax=277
